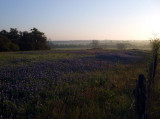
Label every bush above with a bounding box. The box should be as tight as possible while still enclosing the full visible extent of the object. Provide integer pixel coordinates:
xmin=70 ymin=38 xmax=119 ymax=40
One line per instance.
xmin=90 ymin=40 xmax=100 ymax=49
xmin=116 ymin=43 xmax=126 ymax=50
xmin=0 ymin=35 xmax=20 ymax=51
xmin=9 ymin=43 xmax=20 ymax=51
xmin=0 ymin=36 xmax=12 ymax=51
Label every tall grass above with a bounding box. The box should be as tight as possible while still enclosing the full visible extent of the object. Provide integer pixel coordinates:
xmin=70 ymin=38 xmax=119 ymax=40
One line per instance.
xmin=147 ymin=38 xmax=160 ymax=95
xmin=147 ymin=38 xmax=160 ymax=118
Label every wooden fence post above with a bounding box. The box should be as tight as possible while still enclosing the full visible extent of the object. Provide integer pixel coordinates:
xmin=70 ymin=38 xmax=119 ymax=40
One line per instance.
xmin=135 ymin=74 xmax=147 ymax=119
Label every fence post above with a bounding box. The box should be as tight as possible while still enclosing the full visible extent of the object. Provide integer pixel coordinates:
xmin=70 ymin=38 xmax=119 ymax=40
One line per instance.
xmin=135 ymin=74 xmax=147 ymax=119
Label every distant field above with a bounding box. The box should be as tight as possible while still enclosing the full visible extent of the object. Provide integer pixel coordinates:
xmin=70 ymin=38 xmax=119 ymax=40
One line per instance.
xmin=49 ymin=40 xmax=151 ymax=50
xmin=0 ymin=49 xmax=159 ymax=119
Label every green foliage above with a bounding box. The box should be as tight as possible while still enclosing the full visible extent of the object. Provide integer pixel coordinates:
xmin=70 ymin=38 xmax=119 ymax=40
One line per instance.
xmin=148 ymin=37 xmax=160 ymax=83
xmin=0 ymin=35 xmax=19 ymax=51
xmin=9 ymin=42 xmax=20 ymax=51
xmin=147 ymin=38 xmax=160 ymax=117
xmin=0 ymin=36 xmax=11 ymax=51
xmin=150 ymin=38 xmax=160 ymax=56
xmin=0 ymin=28 xmax=50 ymax=52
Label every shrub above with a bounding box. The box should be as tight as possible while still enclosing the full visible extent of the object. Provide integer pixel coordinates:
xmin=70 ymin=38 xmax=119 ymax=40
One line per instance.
xmin=9 ymin=43 xmax=20 ymax=51
xmin=0 ymin=36 xmax=12 ymax=51
xmin=116 ymin=43 xmax=126 ymax=50
xmin=90 ymin=40 xmax=100 ymax=49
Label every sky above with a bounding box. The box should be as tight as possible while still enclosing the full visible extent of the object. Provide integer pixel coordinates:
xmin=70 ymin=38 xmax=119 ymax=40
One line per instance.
xmin=0 ymin=0 xmax=160 ymax=40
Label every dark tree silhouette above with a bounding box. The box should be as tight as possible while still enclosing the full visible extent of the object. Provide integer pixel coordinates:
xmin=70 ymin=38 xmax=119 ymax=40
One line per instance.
xmin=19 ymin=31 xmax=34 ymax=51
xmin=0 ymin=35 xmax=19 ymax=51
xmin=0 ymin=30 xmax=8 ymax=37
xmin=90 ymin=40 xmax=100 ymax=49
xmin=0 ymin=28 xmax=50 ymax=51
xmin=8 ymin=28 xmax=19 ymax=43
xmin=30 ymin=28 xmax=50 ymax=50
xmin=116 ymin=43 xmax=126 ymax=50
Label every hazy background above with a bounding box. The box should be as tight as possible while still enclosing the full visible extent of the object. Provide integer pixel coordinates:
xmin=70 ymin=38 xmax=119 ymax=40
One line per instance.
xmin=0 ymin=0 xmax=160 ymax=40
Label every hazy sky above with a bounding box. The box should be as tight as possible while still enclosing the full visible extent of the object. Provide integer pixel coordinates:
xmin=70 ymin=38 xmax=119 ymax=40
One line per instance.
xmin=0 ymin=0 xmax=160 ymax=40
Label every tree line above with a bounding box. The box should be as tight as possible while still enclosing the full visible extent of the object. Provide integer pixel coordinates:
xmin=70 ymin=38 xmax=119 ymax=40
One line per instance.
xmin=0 ymin=28 xmax=50 ymax=51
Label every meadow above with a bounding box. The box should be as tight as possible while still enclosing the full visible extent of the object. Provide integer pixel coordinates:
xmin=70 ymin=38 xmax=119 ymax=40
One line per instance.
xmin=0 ymin=49 xmax=160 ymax=119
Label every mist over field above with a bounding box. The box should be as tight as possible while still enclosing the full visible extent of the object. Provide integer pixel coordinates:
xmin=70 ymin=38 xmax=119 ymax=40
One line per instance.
xmin=49 ymin=40 xmax=151 ymax=49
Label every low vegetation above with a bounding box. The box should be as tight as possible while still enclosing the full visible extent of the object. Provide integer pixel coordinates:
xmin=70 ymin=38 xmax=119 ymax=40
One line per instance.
xmin=0 ymin=49 xmax=159 ymax=119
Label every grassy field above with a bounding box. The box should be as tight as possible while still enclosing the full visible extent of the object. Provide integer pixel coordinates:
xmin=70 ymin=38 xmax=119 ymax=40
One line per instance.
xmin=0 ymin=49 xmax=159 ymax=119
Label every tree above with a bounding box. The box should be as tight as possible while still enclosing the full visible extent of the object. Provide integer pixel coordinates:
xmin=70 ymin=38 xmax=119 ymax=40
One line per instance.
xmin=8 ymin=28 xmax=20 ymax=44
xmin=30 ymin=28 xmax=50 ymax=50
xmin=0 ymin=35 xmax=19 ymax=51
xmin=0 ymin=36 xmax=11 ymax=51
xmin=18 ymin=28 xmax=50 ymax=51
xmin=116 ymin=43 xmax=126 ymax=50
xmin=18 ymin=31 xmax=33 ymax=50
xmin=146 ymin=37 xmax=160 ymax=117
xmin=90 ymin=40 xmax=100 ymax=49
xmin=9 ymin=42 xmax=20 ymax=51
xmin=0 ymin=30 xmax=8 ymax=37
xmin=0 ymin=28 xmax=50 ymax=51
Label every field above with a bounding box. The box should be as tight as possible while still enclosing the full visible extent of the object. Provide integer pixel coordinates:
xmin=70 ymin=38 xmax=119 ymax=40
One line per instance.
xmin=0 ymin=49 xmax=160 ymax=119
